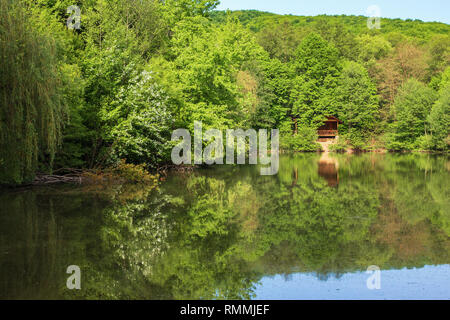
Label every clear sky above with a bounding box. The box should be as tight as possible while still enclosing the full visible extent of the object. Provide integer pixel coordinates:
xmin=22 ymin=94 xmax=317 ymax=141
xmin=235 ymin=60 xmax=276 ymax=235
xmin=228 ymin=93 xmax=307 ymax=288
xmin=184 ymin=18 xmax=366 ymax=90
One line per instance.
xmin=217 ymin=0 xmax=450 ymax=24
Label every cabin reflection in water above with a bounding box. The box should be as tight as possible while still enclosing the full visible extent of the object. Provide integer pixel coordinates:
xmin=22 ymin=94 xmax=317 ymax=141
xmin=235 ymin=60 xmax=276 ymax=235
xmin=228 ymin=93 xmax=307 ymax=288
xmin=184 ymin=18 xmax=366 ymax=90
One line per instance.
xmin=318 ymin=154 xmax=339 ymax=187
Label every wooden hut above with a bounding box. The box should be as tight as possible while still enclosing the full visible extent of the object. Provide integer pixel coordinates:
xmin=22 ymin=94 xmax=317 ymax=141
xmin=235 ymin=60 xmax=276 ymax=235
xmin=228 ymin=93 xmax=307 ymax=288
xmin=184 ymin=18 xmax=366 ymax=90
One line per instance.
xmin=318 ymin=116 xmax=342 ymax=139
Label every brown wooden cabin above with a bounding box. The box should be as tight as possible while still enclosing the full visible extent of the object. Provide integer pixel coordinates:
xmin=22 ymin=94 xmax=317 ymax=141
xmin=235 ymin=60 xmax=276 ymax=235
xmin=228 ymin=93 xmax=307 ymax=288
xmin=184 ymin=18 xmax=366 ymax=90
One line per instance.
xmin=318 ymin=116 xmax=342 ymax=139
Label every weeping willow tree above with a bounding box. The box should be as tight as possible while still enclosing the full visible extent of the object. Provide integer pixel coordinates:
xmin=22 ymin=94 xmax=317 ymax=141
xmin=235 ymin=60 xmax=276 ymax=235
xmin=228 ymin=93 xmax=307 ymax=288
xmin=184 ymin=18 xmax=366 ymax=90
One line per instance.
xmin=0 ymin=0 xmax=65 ymax=185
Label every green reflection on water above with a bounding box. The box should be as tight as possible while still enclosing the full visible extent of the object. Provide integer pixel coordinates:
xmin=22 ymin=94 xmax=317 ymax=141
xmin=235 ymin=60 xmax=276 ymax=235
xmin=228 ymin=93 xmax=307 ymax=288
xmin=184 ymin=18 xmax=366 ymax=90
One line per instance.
xmin=0 ymin=153 xmax=449 ymax=300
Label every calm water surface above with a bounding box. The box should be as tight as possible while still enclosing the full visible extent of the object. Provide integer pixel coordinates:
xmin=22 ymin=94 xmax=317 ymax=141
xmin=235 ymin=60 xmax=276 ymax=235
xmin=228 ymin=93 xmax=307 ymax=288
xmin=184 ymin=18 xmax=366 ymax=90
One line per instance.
xmin=0 ymin=153 xmax=449 ymax=299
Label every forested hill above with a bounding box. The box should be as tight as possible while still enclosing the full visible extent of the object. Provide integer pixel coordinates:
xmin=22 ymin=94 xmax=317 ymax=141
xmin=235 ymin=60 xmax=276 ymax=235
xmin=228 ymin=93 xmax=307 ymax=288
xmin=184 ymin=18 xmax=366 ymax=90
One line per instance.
xmin=210 ymin=10 xmax=450 ymax=38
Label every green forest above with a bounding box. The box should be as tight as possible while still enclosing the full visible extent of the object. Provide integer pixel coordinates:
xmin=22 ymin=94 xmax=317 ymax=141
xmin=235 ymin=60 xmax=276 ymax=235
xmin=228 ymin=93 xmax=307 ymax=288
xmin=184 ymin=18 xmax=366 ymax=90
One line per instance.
xmin=1 ymin=0 xmax=449 ymax=186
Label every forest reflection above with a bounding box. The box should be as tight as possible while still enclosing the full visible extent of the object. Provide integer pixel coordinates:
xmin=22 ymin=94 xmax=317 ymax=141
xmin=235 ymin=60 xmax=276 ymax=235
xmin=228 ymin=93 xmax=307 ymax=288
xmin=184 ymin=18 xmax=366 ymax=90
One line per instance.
xmin=0 ymin=153 xmax=449 ymax=299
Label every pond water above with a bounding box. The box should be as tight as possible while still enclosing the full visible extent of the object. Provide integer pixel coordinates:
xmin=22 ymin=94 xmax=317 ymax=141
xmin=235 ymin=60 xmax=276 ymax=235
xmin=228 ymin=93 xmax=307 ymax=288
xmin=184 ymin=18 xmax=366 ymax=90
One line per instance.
xmin=0 ymin=153 xmax=449 ymax=300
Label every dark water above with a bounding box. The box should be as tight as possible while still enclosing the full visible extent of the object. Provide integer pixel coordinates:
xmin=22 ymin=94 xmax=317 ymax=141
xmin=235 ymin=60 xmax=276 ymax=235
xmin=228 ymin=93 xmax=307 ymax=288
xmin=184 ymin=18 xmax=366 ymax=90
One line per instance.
xmin=0 ymin=153 xmax=449 ymax=300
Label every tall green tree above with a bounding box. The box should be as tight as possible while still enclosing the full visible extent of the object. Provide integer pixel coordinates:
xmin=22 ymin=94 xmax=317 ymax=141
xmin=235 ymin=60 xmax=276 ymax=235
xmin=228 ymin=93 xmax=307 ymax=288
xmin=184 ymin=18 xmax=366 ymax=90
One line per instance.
xmin=152 ymin=17 xmax=269 ymax=130
xmin=101 ymin=70 xmax=174 ymax=168
xmin=313 ymin=19 xmax=358 ymax=61
xmin=355 ymin=34 xmax=392 ymax=66
xmin=426 ymin=34 xmax=450 ymax=82
xmin=335 ymin=61 xmax=380 ymax=138
xmin=387 ymin=79 xmax=438 ymax=150
xmin=162 ymin=0 xmax=220 ymax=25
xmin=259 ymin=58 xmax=294 ymax=128
xmin=256 ymin=21 xmax=305 ymax=62
xmin=426 ymin=75 xmax=450 ymax=151
xmin=0 ymin=0 xmax=66 ymax=185
xmin=290 ymin=33 xmax=341 ymax=129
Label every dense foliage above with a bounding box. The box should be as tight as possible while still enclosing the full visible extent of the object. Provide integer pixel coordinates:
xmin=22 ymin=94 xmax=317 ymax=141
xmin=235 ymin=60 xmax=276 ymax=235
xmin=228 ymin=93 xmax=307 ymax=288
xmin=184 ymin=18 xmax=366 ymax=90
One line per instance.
xmin=1 ymin=1 xmax=449 ymax=185
xmin=0 ymin=0 xmax=66 ymax=185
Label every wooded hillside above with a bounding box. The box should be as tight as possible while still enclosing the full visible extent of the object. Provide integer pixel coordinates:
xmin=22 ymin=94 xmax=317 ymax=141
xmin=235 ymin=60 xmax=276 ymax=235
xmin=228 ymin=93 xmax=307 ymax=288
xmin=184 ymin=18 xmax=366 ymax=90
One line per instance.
xmin=1 ymin=1 xmax=449 ymax=185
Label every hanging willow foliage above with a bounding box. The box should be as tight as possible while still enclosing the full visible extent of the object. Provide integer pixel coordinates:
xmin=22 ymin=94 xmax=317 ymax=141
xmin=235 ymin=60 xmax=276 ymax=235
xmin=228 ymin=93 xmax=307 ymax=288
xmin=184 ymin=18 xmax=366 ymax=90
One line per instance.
xmin=0 ymin=0 xmax=66 ymax=185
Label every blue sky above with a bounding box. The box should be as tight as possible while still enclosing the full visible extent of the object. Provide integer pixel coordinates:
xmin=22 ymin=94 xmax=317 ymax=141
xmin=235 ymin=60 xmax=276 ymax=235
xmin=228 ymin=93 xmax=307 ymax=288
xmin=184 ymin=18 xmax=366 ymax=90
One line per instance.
xmin=217 ymin=0 xmax=450 ymax=24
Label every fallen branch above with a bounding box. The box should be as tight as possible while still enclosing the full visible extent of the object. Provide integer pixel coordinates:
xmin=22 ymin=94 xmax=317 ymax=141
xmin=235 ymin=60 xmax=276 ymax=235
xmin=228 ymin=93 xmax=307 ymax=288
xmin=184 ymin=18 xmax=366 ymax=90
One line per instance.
xmin=157 ymin=164 xmax=197 ymax=176
xmin=32 ymin=173 xmax=84 ymax=185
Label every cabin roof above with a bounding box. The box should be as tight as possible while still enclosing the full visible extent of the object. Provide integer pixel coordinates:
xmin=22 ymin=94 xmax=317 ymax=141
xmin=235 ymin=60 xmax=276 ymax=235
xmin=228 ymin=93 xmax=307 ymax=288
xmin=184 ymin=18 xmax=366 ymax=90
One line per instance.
xmin=324 ymin=116 xmax=343 ymax=124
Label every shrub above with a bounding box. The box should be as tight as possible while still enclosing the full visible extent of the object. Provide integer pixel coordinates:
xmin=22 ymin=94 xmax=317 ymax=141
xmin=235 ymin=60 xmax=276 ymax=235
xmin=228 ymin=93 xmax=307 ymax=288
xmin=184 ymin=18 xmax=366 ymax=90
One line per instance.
xmin=82 ymin=160 xmax=158 ymax=185
xmin=346 ymin=133 xmax=366 ymax=151
xmin=415 ymin=135 xmax=435 ymax=151
xmin=329 ymin=138 xmax=348 ymax=153
xmin=110 ymin=160 xmax=158 ymax=184
xmin=385 ymin=134 xmax=411 ymax=151
xmin=281 ymin=124 xmax=320 ymax=151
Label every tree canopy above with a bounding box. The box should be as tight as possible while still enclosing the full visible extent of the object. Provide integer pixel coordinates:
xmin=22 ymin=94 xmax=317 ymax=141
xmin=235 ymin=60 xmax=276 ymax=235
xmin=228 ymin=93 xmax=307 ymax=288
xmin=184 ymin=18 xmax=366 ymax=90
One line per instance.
xmin=1 ymin=3 xmax=449 ymax=185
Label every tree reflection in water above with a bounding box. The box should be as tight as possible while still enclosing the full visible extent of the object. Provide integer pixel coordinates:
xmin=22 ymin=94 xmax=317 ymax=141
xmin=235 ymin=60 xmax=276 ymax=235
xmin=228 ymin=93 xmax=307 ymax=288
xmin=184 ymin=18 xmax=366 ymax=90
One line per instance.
xmin=0 ymin=153 xmax=449 ymax=299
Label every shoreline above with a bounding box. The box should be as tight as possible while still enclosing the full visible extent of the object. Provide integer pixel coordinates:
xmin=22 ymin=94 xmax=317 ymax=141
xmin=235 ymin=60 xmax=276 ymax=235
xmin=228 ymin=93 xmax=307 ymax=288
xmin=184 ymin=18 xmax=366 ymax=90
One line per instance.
xmin=1 ymin=151 xmax=447 ymax=189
